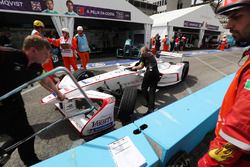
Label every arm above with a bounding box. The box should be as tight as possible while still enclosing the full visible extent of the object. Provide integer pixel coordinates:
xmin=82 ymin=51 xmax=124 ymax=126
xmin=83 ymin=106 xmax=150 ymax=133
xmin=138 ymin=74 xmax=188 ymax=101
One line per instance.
xmin=40 ymin=77 xmax=65 ymax=101
xmin=52 ymin=38 xmax=60 ymax=47
xmin=71 ymin=37 xmax=77 ymax=50
xmin=132 ymin=62 xmax=144 ymax=70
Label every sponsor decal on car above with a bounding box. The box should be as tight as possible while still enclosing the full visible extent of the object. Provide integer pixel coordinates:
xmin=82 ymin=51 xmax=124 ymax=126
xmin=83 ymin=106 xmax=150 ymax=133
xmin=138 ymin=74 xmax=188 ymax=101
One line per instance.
xmin=92 ymin=116 xmax=112 ymax=128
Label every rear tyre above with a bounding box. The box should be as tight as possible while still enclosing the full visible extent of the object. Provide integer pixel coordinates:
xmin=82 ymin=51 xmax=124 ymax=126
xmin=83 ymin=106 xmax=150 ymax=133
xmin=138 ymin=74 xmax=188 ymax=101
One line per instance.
xmin=117 ymin=87 xmax=137 ymax=122
xmin=73 ymin=69 xmax=95 ymax=81
xmin=181 ymin=61 xmax=189 ymax=81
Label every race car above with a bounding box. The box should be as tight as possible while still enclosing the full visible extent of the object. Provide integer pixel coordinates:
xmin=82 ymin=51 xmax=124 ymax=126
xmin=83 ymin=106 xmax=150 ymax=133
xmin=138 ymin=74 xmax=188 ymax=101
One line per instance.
xmin=42 ymin=54 xmax=189 ymax=136
xmin=116 ymin=44 xmax=143 ymax=59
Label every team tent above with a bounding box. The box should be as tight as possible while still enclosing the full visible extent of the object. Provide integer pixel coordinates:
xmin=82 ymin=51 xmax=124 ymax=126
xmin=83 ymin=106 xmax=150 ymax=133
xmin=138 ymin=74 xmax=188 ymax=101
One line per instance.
xmin=150 ymin=4 xmax=225 ymax=48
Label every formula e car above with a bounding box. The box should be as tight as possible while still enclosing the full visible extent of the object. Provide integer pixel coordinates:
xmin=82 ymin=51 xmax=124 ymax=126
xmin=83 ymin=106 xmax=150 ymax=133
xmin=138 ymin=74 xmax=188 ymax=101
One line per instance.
xmin=116 ymin=44 xmax=143 ymax=59
xmin=42 ymin=54 xmax=189 ymax=136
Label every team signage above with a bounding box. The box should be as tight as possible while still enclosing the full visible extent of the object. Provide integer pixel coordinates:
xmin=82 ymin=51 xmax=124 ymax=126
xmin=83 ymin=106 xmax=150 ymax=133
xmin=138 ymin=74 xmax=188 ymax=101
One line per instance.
xmin=0 ymin=0 xmax=131 ymax=21
xmin=205 ymin=23 xmax=219 ymax=31
xmin=184 ymin=20 xmax=203 ymax=28
xmin=74 ymin=5 xmax=131 ymax=20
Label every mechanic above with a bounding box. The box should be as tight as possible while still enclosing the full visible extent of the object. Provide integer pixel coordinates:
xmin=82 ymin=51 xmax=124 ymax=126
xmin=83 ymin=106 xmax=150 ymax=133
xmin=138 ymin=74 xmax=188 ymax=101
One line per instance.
xmin=180 ymin=35 xmax=186 ymax=51
xmin=219 ymin=35 xmax=228 ymax=51
xmin=198 ymin=0 xmax=250 ymax=166
xmin=0 ymin=35 xmax=65 ymax=166
xmin=155 ymin=33 xmax=161 ymax=52
xmin=162 ymin=34 xmax=170 ymax=52
xmin=151 ymin=35 xmax=157 ymax=55
xmin=123 ymin=35 xmax=133 ymax=57
xmin=132 ymin=46 xmax=161 ymax=116
xmin=53 ymin=27 xmax=78 ymax=72
xmin=31 ymin=20 xmax=55 ymax=78
xmin=73 ymin=26 xmax=90 ymax=69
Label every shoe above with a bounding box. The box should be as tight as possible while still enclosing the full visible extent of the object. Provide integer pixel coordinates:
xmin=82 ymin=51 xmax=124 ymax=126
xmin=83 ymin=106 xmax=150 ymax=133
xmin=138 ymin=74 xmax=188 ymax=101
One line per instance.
xmin=24 ymin=158 xmax=42 ymax=166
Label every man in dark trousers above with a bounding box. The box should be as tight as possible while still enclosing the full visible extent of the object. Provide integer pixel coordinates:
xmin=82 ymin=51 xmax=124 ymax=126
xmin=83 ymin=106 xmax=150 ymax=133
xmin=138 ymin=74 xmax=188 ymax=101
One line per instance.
xmin=0 ymin=35 xmax=64 ymax=166
xmin=132 ymin=46 xmax=160 ymax=115
xmin=155 ymin=33 xmax=161 ymax=52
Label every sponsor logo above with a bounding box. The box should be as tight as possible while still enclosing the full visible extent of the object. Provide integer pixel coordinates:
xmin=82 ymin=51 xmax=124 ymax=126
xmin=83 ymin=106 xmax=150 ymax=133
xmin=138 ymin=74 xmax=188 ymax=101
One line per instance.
xmin=91 ymin=116 xmax=112 ymax=128
xmin=30 ymin=1 xmax=42 ymax=11
xmin=208 ymin=143 xmax=235 ymax=162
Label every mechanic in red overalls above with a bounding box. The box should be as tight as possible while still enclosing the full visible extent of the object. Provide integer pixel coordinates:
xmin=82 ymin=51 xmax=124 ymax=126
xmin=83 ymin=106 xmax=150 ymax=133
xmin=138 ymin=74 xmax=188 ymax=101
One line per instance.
xmin=73 ymin=26 xmax=90 ymax=69
xmin=198 ymin=0 xmax=250 ymax=166
xmin=151 ymin=35 xmax=157 ymax=55
xmin=219 ymin=36 xmax=228 ymax=51
xmin=162 ymin=35 xmax=170 ymax=52
xmin=31 ymin=20 xmax=54 ymax=73
xmin=52 ymin=28 xmax=78 ymax=72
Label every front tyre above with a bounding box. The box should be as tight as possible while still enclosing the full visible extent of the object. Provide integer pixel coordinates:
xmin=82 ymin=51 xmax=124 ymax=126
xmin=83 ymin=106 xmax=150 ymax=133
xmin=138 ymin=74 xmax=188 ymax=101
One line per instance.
xmin=117 ymin=87 xmax=137 ymax=122
xmin=181 ymin=61 xmax=189 ymax=81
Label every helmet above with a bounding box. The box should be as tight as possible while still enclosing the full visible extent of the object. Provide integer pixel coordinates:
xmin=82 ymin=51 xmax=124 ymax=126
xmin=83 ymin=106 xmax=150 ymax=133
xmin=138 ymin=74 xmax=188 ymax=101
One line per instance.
xmin=217 ymin=0 xmax=250 ymax=15
xmin=33 ymin=20 xmax=44 ymax=27
xmin=77 ymin=26 xmax=83 ymax=31
xmin=62 ymin=27 xmax=70 ymax=33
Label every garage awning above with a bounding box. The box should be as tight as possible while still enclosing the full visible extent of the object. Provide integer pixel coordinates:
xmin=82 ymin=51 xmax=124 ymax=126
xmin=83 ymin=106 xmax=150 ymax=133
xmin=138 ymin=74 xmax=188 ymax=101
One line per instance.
xmin=150 ymin=4 xmax=225 ymax=33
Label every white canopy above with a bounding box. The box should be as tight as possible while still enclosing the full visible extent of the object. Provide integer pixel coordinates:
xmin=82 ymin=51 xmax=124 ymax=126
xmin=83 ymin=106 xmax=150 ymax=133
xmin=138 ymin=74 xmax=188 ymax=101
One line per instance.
xmin=150 ymin=4 xmax=225 ymax=39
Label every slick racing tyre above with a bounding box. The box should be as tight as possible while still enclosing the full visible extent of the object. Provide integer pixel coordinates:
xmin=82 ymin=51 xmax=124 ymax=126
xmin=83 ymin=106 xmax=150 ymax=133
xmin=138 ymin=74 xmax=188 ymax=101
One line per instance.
xmin=181 ymin=61 xmax=189 ymax=81
xmin=73 ymin=69 xmax=95 ymax=81
xmin=118 ymin=87 xmax=137 ymax=121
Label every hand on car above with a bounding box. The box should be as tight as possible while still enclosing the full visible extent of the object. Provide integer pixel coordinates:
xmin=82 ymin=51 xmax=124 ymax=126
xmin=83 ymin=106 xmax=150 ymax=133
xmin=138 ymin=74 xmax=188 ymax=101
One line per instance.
xmin=57 ymin=92 xmax=66 ymax=101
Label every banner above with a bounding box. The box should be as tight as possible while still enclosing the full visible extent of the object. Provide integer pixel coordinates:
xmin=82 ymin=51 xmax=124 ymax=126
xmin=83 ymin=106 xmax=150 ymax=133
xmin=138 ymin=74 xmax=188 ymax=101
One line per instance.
xmin=0 ymin=0 xmax=131 ymax=21
xmin=74 ymin=5 xmax=131 ymax=20
xmin=205 ymin=23 xmax=219 ymax=31
xmin=184 ymin=21 xmax=203 ymax=28
xmin=0 ymin=0 xmax=45 ymax=12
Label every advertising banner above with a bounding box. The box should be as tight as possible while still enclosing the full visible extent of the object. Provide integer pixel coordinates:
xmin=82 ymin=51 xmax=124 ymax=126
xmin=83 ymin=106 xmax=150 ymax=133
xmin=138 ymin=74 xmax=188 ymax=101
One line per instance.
xmin=183 ymin=20 xmax=203 ymax=28
xmin=74 ymin=5 xmax=131 ymax=20
xmin=205 ymin=23 xmax=219 ymax=31
xmin=0 ymin=0 xmax=131 ymax=21
xmin=0 ymin=0 xmax=45 ymax=12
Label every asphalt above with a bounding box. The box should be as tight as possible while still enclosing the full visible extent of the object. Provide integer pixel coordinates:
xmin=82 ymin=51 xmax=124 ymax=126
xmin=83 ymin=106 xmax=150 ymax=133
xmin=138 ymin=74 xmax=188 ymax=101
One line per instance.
xmin=1 ymin=47 xmax=246 ymax=167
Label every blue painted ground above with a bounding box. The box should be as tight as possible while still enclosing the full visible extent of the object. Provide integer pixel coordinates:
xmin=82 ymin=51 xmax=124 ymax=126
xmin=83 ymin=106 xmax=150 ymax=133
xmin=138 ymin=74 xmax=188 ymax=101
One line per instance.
xmin=86 ymin=47 xmax=244 ymax=69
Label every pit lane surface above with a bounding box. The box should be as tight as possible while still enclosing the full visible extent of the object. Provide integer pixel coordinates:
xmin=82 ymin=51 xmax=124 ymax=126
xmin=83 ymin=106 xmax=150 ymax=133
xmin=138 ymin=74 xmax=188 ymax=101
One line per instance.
xmin=3 ymin=48 xmax=245 ymax=166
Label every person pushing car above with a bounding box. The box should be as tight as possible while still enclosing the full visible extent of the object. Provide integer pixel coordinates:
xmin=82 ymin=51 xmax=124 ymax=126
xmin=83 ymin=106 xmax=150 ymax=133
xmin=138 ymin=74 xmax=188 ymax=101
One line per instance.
xmin=132 ymin=46 xmax=161 ymax=116
xmin=0 ymin=35 xmax=64 ymax=166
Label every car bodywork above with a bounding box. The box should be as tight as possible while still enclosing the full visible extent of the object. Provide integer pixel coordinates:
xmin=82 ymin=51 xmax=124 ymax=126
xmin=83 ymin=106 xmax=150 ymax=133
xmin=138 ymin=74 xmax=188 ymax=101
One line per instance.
xmin=116 ymin=44 xmax=143 ymax=59
xmin=42 ymin=54 xmax=189 ymax=136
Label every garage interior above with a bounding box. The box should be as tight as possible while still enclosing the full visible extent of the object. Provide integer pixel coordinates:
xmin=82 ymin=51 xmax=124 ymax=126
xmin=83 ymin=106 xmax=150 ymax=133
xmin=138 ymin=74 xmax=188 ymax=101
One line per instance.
xmin=0 ymin=12 xmax=145 ymax=57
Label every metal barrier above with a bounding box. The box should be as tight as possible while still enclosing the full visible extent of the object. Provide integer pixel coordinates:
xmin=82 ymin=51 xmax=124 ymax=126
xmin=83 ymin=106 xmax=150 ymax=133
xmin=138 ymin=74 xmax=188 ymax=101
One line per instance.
xmin=0 ymin=67 xmax=95 ymax=163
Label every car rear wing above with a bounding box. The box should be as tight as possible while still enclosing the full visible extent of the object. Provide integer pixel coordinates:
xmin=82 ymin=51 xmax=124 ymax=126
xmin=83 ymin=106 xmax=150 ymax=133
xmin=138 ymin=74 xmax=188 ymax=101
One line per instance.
xmin=158 ymin=51 xmax=186 ymax=62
